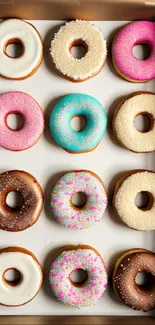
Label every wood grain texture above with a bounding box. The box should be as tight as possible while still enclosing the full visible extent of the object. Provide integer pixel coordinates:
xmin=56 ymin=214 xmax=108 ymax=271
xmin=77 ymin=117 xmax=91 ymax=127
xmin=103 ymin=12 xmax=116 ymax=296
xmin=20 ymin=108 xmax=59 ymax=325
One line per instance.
xmin=0 ymin=316 xmax=155 ymax=325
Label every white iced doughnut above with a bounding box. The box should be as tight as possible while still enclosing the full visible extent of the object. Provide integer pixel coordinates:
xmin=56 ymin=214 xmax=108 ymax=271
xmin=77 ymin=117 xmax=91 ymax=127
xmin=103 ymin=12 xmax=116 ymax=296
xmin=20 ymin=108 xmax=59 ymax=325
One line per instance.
xmin=0 ymin=247 xmax=43 ymax=306
xmin=113 ymin=170 xmax=155 ymax=231
xmin=0 ymin=19 xmax=43 ymax=79
xmin=113 ymin=92 xmax=155 ymax=153
xmin=50 ymin=20 xmax=107 ymax=82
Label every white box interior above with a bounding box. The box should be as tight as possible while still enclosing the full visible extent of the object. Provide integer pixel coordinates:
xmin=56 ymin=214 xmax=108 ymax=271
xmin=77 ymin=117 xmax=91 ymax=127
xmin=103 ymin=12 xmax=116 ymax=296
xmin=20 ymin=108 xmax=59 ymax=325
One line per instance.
xmin=0 ymin=20 xmax=154 ymax=316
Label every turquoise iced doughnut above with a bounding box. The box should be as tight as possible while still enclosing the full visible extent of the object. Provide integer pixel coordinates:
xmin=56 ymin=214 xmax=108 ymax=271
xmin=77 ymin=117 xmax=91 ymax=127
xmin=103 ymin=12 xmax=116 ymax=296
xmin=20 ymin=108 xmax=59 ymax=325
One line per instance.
xmin=49 ymin=94 xmax=107 ymax=153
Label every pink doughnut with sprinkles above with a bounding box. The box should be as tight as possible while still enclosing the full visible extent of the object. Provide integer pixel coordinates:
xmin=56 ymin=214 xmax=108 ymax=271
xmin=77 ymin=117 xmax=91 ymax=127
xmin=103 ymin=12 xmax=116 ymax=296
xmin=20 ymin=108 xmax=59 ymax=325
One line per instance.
xmin=49 ymin=245 xmax=108 ymax=308
xmin=112 ymin=21 xmax=155 ymax=82
xmin=0 ymin=92 xmax=44 ymax=151
xmin=51 ymin=170 xmax=107 ymax=230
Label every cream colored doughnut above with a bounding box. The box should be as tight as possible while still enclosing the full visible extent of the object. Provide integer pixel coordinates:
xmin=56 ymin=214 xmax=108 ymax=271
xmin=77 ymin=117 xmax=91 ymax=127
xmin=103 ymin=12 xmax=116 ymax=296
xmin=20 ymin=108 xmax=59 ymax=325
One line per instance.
xmin=0 ymin=247 xmax=43 ymax=306
xmin=113 ymin=92 xmax=155 ymax=153
xmin=113 ymin=170 xmax=155 ymax=231
xmin=0 ymin=19 xmax=43 ymax=80
xmin=50 ymin=20 xmax=107 ymax=82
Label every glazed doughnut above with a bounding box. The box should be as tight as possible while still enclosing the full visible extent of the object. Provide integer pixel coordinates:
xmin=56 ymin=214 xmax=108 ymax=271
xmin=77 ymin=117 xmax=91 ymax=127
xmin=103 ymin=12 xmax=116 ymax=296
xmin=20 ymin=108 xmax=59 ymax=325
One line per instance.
xmin=113 ymin=170 xmax=155 ymax=231
xmin=0 ymin=19 xmax=43 ymax=80
xmin=0 ymin=92 xmax=44 ymax=151
xmin=51 ymin=170 xmax=107 ymax=230
xmin=112 ymin=92 xmax=155 ymax=153
xmin=113 ymin=249 xmax=155 ymax=311
xmin=0 ymin=247 xmax=43 ymax=306
xmin=112 ymin=21 xmax=155 ymax=82
xmin=50 ymin=20 xmax=107 ymax=82
xmin=50 ymin=93 xmax=107 ymax=153
xmin=49 ymin=245 xmax=108 ymax=308
xmin=0 ymin=170 xmax=43 ymax=232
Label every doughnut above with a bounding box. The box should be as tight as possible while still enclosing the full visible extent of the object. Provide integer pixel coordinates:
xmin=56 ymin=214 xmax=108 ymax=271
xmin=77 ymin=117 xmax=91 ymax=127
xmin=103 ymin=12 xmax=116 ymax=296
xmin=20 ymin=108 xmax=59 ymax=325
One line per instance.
xmin=112 ymin=92 xmax=155 ymax=153
xmin=51 ymin=170 xmax=107 ymax=230
xmin=50 ymin=20 xmax=107 ymax=82
xmin=0 ymin=19 xmax=43 ymax=80
xmin=0 ymin=92 xmax=44 ymax=151
xmin=112 ymin=21 xmax=155 ymax=82
xmin=0 ymin=170 xmax=43 ymax=232
xmin=0 ymin=247 xmax=43 ymax=306
xmin=49 ymin=245 xmax=108 ymax=308
xmin=50 ymin=94 xmax=107 ymax=153
xmin=113 ymin=170 xmax=155 ymax=231
xmin=113 ymin=248 xmax=155 ymax=311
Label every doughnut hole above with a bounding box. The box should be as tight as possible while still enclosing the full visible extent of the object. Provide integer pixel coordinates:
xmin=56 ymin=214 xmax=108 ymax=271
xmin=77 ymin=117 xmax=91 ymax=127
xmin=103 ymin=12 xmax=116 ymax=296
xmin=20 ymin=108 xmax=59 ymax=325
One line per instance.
xmin=3 ymin=268 xmax=22 ymax=286
xmin=71 ymin=192 xmax=87 ymax=209
xmin=6 ymin=191 xmax=24 ymax=211
xmin=6 ymin=112 xmax=25 ymax=131
xmin=134 ymin=113 xmax=153 ymax=133
xmin=135 ymin=271 xmax=154 ymax=290
xmin=135 ymin=191 xmax=153 ymax=211
xmin=70 ymin=268 xmax=88 ymax=287
xmin=71 ymin=115 xmax=87 ymax=132
xmin=4 ymin=39 xmax=24 ymax=58
xmin=132 ymin=43 xmax=150 ymax=60
xmin=70 ymin=39 xmax=88 ymax=59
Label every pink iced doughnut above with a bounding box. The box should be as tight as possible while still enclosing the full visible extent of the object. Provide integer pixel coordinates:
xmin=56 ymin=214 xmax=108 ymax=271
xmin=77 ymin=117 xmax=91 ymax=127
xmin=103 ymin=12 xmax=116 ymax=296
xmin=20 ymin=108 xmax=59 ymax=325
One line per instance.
xmin=112 ymin=21 xmax=155 ymax=82
xmin=0 ymin=92 xmax=44 ymax=151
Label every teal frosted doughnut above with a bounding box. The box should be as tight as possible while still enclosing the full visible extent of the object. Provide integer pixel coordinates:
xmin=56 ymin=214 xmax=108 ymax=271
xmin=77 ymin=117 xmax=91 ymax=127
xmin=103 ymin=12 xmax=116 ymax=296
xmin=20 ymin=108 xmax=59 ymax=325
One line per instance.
xmin=49 ymin=94 xmax=107 ymax=153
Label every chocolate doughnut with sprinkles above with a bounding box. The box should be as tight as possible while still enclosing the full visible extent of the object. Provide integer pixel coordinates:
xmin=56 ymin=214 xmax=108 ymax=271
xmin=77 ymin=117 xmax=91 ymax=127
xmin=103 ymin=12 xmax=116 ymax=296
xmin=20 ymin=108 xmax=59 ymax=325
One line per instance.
xmin=113 ymin=249 xmax=155 ymax=311
xmin=0 ymin=170 xmax=43 ymax=231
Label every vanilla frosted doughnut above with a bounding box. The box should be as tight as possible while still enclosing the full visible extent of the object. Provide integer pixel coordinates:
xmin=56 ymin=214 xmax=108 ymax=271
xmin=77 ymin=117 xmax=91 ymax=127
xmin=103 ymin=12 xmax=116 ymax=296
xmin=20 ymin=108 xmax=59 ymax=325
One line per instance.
xmin=0 ymin=19 xmax=43 ymax=79
xmin=112 ymin=21 xmax=155 ymax=82
xmin=113 ymin=249 xmax=155 ymax=311
xmin=51 ymin=170 xmax=107 ymax=230
xmin=113 ymin=170 xmax=155 ymax=231
xmin=50 ymin=20 xmax=107 ymax=82
xmin=49 ymin=245 xmax=108 ymax=308
xmin=0 ymin=92 xmax=44 ymax=151
xmin=50 ymin=93 xmax=107 ymax=153
xmin=0 ymin=170 xmax=43 ymax=232
xmin=0 ymin=247 xmax=43 ymax=306
xmin=113 ymin=92 xmax=155 ymax=153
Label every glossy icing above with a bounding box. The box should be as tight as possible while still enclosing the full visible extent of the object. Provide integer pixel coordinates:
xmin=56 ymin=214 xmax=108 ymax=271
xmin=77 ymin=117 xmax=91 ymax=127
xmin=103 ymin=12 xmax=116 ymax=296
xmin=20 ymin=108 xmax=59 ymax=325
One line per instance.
xmin=50 ymin=94 xmax=107 ymax=153
xmin=49 ymin=248 xmax=108 ymax=308
xmin=0 ymin=91 xmax=44 ymax=151
xmin=0 ymin=19 xmax=42 ymax=79
xmin=0 ymin=249 xmax=42 ymax=306
xmin=112 ymin=21 xmax=155 ymax=82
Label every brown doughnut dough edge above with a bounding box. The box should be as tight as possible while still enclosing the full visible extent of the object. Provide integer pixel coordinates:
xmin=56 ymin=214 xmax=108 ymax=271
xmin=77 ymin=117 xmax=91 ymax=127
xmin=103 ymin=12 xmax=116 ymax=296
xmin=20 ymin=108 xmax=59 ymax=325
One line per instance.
xmin=112 ymin=91 xmax=155 ymax=153
xmin=113 ymin=248 xmax=155 ymax=311
xmin=54 ymin=58 xmax=106 ymax=83
xmin=51 ymin=244 xmax=107 ymax=288
xmin=2 ymin=91 xmax=44 ymax=152
xmin=0 ymin=246 xmax=43 ymax=307
xmin=0 ymin=170 xmax=44 ymax=232
xmin=1 ymin=21 xmax=43 ymax=81
xmin=112 ymin=169 xmax=155 ymax=230
xmin=64 ymin=143 xmax=99 ymax=154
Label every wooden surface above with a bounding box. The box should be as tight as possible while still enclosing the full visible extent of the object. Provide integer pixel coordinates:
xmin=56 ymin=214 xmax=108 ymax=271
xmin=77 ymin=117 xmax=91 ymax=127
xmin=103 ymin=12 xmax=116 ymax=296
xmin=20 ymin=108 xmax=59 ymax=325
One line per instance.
xmin=0 ymin=316 xmax=155 ymax=325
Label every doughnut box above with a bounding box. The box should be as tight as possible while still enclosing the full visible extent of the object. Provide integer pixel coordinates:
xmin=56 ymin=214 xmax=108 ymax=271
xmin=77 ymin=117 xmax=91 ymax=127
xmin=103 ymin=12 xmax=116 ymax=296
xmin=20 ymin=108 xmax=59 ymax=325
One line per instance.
xmin=0 ymin=0 xmax=154 ymax=324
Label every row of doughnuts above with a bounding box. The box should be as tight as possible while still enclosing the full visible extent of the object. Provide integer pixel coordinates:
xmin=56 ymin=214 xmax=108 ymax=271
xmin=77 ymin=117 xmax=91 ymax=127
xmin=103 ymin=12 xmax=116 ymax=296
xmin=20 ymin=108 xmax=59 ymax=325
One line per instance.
xmin=0 ymin=169 xmax=155 ymax=232
xmin=0 ymin=19 xmax=154 ymax=82
xmin=1 ymin=91 xmax=155 ymax=153
xmin=1 ymin=245 xmax=155 ymax=312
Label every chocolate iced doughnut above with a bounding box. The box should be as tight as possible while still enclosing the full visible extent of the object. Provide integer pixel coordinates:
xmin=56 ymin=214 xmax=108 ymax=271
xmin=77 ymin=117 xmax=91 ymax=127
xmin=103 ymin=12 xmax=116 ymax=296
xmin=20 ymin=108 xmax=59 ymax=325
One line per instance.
xmin=0 ymin=170 xmax=43 ymax=231
xmin=113 ymin=249 xmax=155 ymax=311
